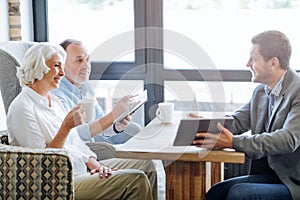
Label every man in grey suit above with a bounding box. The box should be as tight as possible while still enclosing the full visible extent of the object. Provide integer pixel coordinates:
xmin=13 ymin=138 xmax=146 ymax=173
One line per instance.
xmin=193 ymin=30 xmax=299 ymax=199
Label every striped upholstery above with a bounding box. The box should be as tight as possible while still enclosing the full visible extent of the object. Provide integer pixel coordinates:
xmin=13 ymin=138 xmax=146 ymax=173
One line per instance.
xmin=0 ymin=144 xmax=74 ymax=200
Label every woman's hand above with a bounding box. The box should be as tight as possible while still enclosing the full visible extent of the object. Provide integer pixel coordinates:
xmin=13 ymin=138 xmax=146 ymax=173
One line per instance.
xmin=63 ymin=104 xmax=85 ymax=130
xmin=47 ymin=105 xmax=85 ymax=148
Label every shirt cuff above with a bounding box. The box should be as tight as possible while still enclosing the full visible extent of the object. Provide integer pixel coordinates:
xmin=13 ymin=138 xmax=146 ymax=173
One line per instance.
xmin=113 ymin=123 xmax=124 ymax=134
xmin=77 ymin=123 xmax=92 ymax=141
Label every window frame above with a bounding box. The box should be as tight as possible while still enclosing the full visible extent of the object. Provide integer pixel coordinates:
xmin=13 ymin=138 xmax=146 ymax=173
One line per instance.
xmin=33 ymin=0 xmax=253 ymax=124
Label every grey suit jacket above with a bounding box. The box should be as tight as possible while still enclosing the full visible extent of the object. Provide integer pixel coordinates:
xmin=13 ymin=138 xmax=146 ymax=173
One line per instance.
xmin=230 ymin=68 xmax=300 ymax=199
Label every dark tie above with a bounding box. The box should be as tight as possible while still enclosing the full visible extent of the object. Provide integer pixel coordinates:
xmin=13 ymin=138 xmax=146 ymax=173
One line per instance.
xmin=265 ymin=94 xmax=275 ymax=130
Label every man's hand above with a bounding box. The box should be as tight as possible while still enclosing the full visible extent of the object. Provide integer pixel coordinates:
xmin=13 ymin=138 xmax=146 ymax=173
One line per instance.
xmin=192 ymin=122 xmax=233 ymax=149
xmin=114 ymin=115 xmax=131 ymax=132
xmin=188 ymin=112 xmax=204 ymax=118
xmin=112 ymin=95 xmax=134 ymax=119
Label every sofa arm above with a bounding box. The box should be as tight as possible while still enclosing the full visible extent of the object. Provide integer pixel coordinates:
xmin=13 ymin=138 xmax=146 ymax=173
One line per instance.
xmin=86 ymin=122 xmax=141 ymax=161
xmin=0 ymin=144 xmax=74 ymax=200
xmin=86 ymin=142 xmax=116 ymax=161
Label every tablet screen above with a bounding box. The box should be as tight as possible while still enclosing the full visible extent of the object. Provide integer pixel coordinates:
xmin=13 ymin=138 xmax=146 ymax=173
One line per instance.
xmin=173 ymin=117 xmax=234 ymax=146
xmin=113 ymin=90 xmax=148 ymax=123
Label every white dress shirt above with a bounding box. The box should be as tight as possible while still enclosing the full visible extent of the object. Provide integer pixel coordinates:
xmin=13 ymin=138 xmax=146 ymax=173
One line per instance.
xmin=6 ymin=86 xmax=97 ymax=175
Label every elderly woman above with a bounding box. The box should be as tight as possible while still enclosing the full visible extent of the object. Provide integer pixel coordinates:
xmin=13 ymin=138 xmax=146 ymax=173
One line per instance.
xmin=6 ymin=43 xmax=152 ymax=200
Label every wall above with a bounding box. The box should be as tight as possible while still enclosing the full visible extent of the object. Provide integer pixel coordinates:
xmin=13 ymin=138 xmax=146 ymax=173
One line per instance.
xmin=8 ymin=0 xmax=22 ymax=40
xmin=0 ymin=0 xmax=9 ymax=41
xmin=1 ymin=0 xmax=33 ymax=42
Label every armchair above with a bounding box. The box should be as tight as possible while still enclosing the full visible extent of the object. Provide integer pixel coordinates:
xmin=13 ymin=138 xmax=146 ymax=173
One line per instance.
xmin=0 ymin=144 xmax=73 ymax=199
xmin=0 ymin=41 xmax=74 ymax=199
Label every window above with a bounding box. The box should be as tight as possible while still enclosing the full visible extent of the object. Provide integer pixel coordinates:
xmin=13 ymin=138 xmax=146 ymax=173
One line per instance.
xmin=161 ymin=0 xmax=300 ymax=114
xmin=47 ymin=0 xmax=135 ymax=62
xmin=43 ymin=0 xmax=148 ymax=122
xmin=164 ymin=0 xmax=300 ymax=70
xmin=165 ymin=81 xmax=257 ymax=112
xmin=20 ymin=0 xmax=34 ymax=41
xmin=90 ymin=80 xmax=145 ymax=126
xmin=34 ymin=0 xmax=299 ymax=124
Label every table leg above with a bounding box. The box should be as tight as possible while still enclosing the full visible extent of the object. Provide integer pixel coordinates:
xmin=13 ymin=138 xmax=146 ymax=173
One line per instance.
xmin=165 ymin=161 xmax=206 ymax=200
xmin=210 ymin=162 xmax=224 ymax=187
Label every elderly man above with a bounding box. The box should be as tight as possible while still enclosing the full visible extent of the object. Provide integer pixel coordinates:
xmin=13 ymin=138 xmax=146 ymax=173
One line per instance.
xmin=52 ymin=39 xmax=140 ymax=144
xmin=52 ymin=39 xmax=165 ymax=200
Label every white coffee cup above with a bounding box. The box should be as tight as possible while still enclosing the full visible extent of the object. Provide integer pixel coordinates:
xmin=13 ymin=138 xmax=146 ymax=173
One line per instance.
xmin=79 ymin=98 xmax=95 ymax=123
xmin=156 ymin=102 xmax=174 ymax=123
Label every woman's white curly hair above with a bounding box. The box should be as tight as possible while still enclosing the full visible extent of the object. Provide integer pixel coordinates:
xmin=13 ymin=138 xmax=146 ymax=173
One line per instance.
xmin=17 ymin=42 xmax=66 ymax=86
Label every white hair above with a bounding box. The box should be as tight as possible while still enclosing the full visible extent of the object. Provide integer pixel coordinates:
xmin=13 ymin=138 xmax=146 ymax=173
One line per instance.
xmin=17 ymin=42 xmax=66 ymax=86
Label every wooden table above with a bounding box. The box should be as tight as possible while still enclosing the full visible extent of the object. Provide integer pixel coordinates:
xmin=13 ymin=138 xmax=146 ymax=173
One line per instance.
xmin=115 ymin=112 xmax=245 ymax=200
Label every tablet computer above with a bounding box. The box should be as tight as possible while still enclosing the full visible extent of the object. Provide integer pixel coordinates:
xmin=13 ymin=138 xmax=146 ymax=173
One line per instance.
xmin=173 ymin=117 xmax=234 ymax=146
xmin=114 ymin=90 xmax=148 ymax=123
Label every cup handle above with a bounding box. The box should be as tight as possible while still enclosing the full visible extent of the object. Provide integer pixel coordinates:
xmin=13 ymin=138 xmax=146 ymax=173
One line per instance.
xmin=156 ymin=108 xmax=163 ymax=122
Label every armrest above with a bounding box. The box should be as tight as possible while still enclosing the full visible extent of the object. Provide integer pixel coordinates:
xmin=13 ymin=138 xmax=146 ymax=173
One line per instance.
xmin=124 ymin=121 xmax=142 ymax=135
xmin=86 ymin=142 xmax=116 ymax=160
xmin=0 ymin=144 xmax=74 ymax=199
xmin=86 ymin=122 xmax=141 ymax=161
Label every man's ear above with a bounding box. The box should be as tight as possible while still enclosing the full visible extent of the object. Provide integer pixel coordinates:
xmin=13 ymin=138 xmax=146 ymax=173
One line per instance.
xmin=271 ymin=57 xmax=280 ymax=68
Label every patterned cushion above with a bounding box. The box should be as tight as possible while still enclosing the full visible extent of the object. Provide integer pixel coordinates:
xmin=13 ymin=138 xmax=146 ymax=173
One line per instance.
xmin=0 ymin=144 xmax=74 ymax=200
